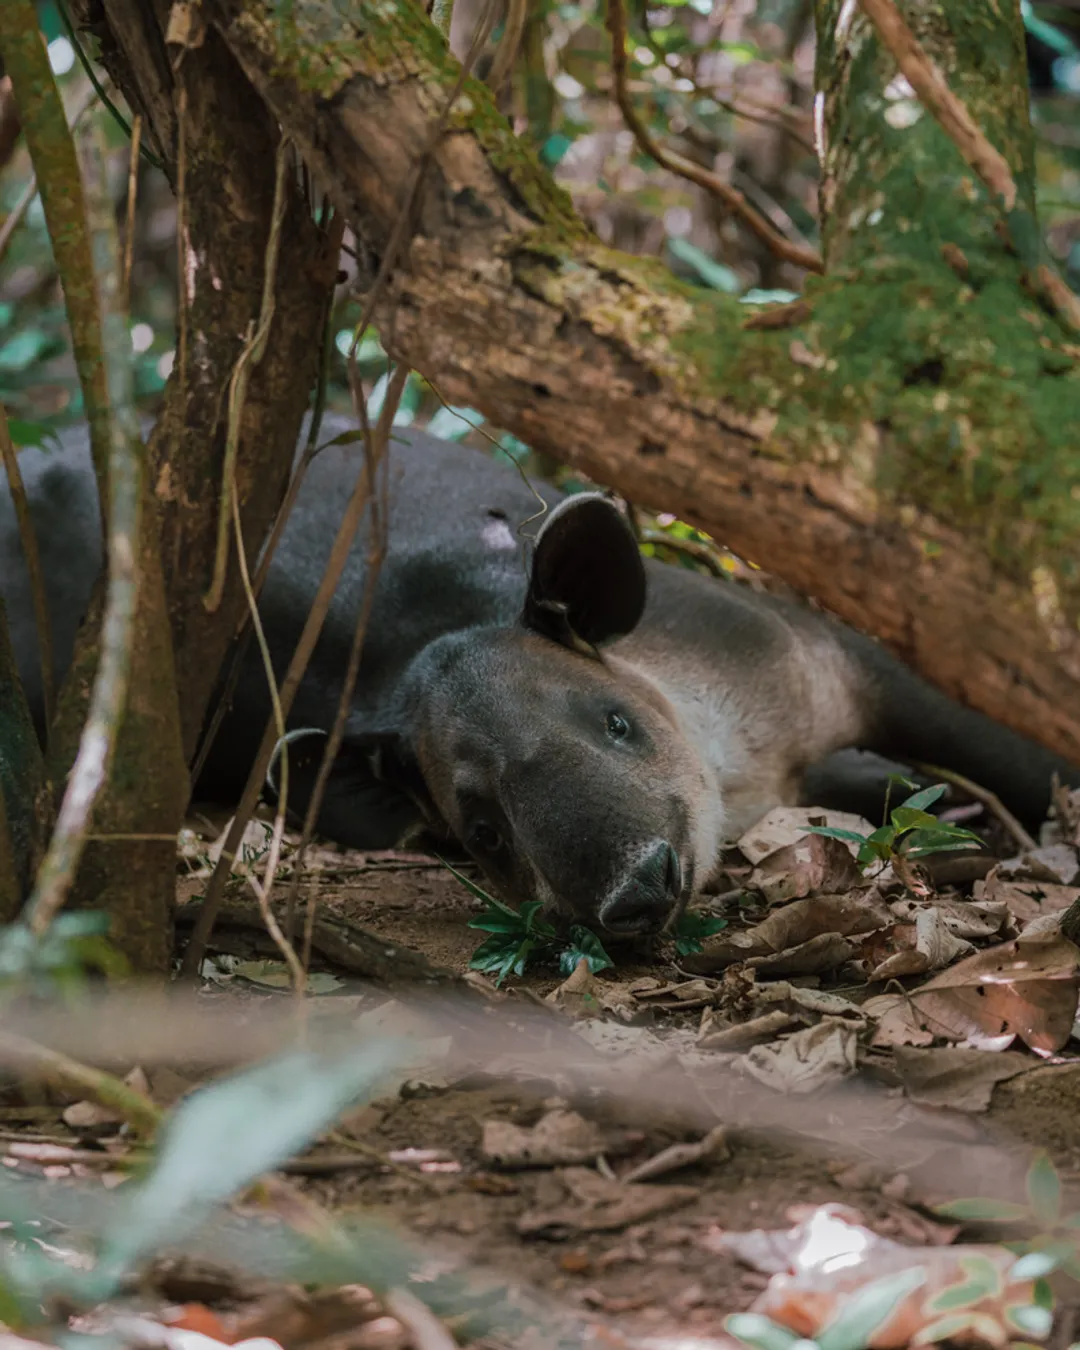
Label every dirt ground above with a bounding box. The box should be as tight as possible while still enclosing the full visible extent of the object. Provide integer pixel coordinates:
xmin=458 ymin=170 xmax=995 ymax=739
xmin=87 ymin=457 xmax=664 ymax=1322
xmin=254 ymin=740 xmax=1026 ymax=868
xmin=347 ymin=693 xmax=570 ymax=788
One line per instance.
xmin=159 ymin=837 xmax=1080 ymax=1346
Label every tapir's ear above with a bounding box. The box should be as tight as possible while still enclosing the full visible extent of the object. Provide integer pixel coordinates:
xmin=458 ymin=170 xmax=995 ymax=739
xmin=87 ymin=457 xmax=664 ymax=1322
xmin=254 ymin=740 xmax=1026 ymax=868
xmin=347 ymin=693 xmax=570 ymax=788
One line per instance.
xmin=523 ymin=493 xmax=646 ymax=651
xmin=265 ymin=727 xmax=435 ymax=850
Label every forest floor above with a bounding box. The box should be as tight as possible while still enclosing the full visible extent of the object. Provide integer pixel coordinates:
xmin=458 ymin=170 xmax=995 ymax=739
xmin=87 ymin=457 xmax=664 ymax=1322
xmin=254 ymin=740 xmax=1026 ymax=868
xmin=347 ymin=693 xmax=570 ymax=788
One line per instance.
xmin=5 ymin=795 xmax=1080 ymax=1350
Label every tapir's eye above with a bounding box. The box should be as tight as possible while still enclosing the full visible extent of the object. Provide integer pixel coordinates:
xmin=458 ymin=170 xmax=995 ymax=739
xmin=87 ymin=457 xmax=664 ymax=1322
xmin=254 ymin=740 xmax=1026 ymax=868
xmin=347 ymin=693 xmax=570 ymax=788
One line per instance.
xmin=469 ymin=822 xmax=502 ymax=854
xmin=606 ymin=711 xmax=631 ymax=741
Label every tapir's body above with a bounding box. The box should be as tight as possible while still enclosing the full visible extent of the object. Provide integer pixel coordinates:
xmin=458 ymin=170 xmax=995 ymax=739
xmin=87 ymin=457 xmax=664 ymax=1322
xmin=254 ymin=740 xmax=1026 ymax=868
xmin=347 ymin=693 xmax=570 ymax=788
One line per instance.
xmin=3 ymin=417 xmax=1078 ymax=933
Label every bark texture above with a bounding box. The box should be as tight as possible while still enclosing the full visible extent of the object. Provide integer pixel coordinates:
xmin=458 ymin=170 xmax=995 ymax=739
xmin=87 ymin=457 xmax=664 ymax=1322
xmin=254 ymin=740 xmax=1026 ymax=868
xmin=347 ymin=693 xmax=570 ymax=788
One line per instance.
xmin=205 ymin=0 xmax=1079 ymax=763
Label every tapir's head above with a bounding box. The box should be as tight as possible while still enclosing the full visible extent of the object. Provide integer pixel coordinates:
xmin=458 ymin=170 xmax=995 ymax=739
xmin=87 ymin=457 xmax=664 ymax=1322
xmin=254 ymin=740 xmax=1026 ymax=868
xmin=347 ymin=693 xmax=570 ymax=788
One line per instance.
xmin=295 ymin=494 xmax=721 ymax=936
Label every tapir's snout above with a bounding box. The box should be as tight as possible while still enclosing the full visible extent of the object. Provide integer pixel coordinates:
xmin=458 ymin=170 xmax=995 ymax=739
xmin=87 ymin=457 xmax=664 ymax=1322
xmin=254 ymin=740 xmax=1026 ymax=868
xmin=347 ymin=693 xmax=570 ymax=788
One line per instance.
xmin=597 ymin=840 xmax=683 ymax=935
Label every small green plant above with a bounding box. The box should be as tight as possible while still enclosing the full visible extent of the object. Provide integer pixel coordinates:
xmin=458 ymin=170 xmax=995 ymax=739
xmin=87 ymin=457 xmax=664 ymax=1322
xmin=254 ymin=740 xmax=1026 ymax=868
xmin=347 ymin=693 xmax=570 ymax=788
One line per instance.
xmin=445 ymin=859 xmax=724 ymax=983
xmin=936 ymin=1149 xmax=1080 ymax=1286
xmin=672 ymin=907 xmax=727 ymax=955
xmin=804 ymin=782 xmax=983 ymax=873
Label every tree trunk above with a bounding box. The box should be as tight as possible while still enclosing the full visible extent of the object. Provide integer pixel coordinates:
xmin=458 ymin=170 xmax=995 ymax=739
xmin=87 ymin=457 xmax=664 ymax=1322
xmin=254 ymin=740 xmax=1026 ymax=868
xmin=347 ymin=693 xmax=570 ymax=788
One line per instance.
xmin=203 ymin=0 xmax=1079 ymax=764
xmin=0 ymin=598 xmax=45 ymax=916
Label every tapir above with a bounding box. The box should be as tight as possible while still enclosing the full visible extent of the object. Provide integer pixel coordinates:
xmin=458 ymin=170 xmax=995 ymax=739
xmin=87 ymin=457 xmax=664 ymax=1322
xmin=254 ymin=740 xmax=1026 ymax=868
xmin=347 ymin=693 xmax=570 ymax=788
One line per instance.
xmin=3 ymin=415 xmax=1078 ymax=935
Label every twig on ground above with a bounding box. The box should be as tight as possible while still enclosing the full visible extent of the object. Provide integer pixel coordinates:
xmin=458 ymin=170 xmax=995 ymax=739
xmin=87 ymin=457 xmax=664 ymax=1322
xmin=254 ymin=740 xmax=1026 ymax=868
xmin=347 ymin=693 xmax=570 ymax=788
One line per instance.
xmin=911 ymin=761 xmax=1038 ymax=853
xmin=0 ymin=1031 xmax=161 ymax=1136
xmin=605 ymin=0 xmax=821 ymax=273
xmin=0 ymin=405 xmax=54 ymax=727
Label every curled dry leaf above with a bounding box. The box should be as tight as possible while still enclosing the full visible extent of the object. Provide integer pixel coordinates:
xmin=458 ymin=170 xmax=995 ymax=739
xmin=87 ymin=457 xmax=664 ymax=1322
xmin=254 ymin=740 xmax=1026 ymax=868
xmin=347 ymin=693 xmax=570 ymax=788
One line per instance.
xmin=749 ymin=833 xmax=865 ymax=904
xmin=994 ymin=843 xmax=1080 ymax=886
xmin=890 ymin=1046 xmax=1036 ymax=1112
xmin=516 ymin=1166 xmax=698 ymax=1238
xmin=868 ymin=932 xmax=1080 ymax=1053
xmin=866 ymin=908 xmax=974 ymax=981
xmin=737 ymin=807 xmax=876 ymax=864
xmin=721 ymin=1206 xmax=1040 ymax=1349
xmin=976 ymin=869 xmax=1080 ymax=928
xmin=481 ymin=1108 xmax=613 ymax=1169
xmin=683 ymin=892 xmax=890 ymax=974
xmin=741 ymin=1019 xmax=859 ymax=1094
xmin=888 ymin=896 xmax=1008 ymax=941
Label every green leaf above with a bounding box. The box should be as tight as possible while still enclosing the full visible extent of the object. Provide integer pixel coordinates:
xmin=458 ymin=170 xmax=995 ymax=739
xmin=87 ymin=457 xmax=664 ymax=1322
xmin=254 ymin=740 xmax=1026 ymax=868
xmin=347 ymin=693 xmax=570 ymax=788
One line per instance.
xmin=802 ymin=826 xmax=870 ymax=845
xmin=724 ymin=1313 xmax=800 ymax=1350
xmin=559 ymin=926 xmax=614 ymax=975
xmin=933 ymin=1197 xmax=1031 ymax=1222
xmin=0 ymin=329 xmax=58 ymax=373
xmin=816 ymin=1266 xmax=927 ymax=1350
xmin=1027 ymin=1150 xmax=1062 ymax=1227
xmin=96 ymin=1040 xmax=403 ymax=1294
xmin=925 ymin=1253 xmax=1004 ymax=1311
xmin=1010 ymin=1250 xmax=1060 ymax=1281
xmin=440 ymin=857 xmax=504 ymax=908
xmin=1006 ymin=1304 xmax=1054 ymax=1339
xmin=889 ymin=806 xmax=943 ymax=832
xmin=666 ymin=236 xmax=739 ymax=293
xmin=899 ymin=784 xmax=948 ymax=812
xmin=6 ymin=418 xmax=60 ymax=450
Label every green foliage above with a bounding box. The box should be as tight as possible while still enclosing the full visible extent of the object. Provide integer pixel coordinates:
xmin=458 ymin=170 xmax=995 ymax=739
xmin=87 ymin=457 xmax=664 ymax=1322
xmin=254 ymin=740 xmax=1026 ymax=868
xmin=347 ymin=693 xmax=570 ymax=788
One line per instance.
xmin=672 ymin=907 xmax=726 ymax=955
xmin=727 ymin=1267 xmax=926 ymax=1350
xmin=0 ymin=913 xmax=128 ymax=996
xmin=936 ymin=1151 xmax=1080 ymax=1287
xmin=0 ymin=1037 xmax=546 ymax=1342
xmin=804 ymin=783 xmax=983 ymax=873
xmin=450 ymin=859 xmax=725 ymax=979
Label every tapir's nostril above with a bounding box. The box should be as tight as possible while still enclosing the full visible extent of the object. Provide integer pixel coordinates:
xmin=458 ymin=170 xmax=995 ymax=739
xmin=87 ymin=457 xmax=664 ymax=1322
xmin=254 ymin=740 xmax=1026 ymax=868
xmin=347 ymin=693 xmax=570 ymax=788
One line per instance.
xmin=599 ymin=840 xmax=682 ymax=935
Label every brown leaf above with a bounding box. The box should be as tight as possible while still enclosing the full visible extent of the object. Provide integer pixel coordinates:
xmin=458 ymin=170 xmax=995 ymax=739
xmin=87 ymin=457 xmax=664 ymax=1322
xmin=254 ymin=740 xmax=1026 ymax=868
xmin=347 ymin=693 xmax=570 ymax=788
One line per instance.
xmin=890 ymin=1046 xmax=1036 ymax=1112
xmin=683 ymin=892 xmax=889 ymax=974
xmin=749 ymin=834 xmax=865 ymax=904
xmin=907 ymin=932 xmax=1080 ymax=1052
xmin=516 ymin=1167 xmax=697 ymax=1237
xmin=867 ymin=908 xmax=974 ymax=981
xmin=482 ymin=1108 xmax=611 ymax=1169
xmin=741 ymin=1020 xmax=859 ymax=1094
xmin=737 ymin=807 xmax=876 ymax=865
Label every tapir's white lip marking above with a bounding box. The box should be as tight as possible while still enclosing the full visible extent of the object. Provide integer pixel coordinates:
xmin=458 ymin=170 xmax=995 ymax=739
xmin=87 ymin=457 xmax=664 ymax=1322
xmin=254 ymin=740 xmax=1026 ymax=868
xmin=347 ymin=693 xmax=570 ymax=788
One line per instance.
xmin=480 ymin=519 xmax=516 ymax=551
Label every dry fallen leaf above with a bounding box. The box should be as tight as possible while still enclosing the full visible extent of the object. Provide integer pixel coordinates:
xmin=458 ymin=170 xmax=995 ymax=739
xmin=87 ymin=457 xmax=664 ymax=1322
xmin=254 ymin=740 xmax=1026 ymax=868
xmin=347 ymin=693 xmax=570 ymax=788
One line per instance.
xmin=621 ymin=1124 xmax=730 ymax=1183
xmin=740 ymin=1019 xmax=859 ymax=1094
xmin=877 ymin=932 xmax=1080 ymax=1053
xmin=481 ymin=1108 xmax=612 ymax=1169
xmin=890 ymin=1046 xmax=1035 ymax=1112
xmin=976 ymin=868 xmax=1080 ymax=928
xmin=737 ymin=807 xmax=876 ymax=864
xmin=516 ymin=1166 xmax=697 ymax=1237
xmin=683 ymin=893 xmax=890 ymax=974
xmin=866 ymin=908 xmax=974 ymax=981
xmin=749 ymin=834 xmax=865 ymax=904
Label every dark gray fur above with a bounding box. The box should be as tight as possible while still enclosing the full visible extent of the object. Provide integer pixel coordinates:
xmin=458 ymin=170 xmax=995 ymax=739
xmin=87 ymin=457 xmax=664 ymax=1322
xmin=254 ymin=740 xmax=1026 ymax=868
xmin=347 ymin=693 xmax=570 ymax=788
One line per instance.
xmin=3 ymin=416 xmax=1077 ymax=934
